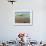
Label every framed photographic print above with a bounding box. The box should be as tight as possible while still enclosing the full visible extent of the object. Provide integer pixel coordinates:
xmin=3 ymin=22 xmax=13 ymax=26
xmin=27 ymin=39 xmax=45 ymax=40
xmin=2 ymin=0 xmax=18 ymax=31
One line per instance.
xmin=14 ymin=10 xmax=33 ymax=26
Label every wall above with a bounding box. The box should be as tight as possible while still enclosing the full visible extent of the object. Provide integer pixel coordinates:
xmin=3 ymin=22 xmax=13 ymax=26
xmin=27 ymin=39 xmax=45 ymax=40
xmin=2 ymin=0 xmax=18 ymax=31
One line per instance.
xmin=0 ymin=0 xmax=46 ymax=42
